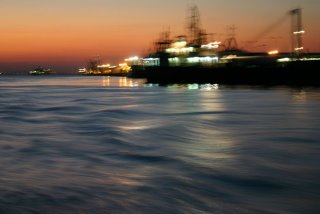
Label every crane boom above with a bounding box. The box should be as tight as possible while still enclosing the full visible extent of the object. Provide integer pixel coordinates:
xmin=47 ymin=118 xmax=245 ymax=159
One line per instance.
xmin=251 ymin=13 xmax=289 ymax=43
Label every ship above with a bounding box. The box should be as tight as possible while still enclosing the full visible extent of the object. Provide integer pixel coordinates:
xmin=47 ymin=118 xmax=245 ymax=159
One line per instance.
xmin=29 ymin=66 xmax=52 ymax=75
xmin=128 ymin=6 xmax=320 ymax=86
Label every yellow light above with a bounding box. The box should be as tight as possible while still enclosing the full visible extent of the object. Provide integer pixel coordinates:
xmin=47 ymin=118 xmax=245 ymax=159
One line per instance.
xmin=172 ymin=41 xmax=187 ymax=48
xmin=119 ymin=63 xmax=128 ymax=67
xmin=166 ymin=47 xmax=195 ymax=54
xmin=124 ymin=56 xmax=142 ymax=65
xmin=223 ymin=55 xmax=237 ymax=59
xmin=268 ymin=50 xmax=279 ymax=55
xmin=97 ymin=64 xmax=110 ymax=68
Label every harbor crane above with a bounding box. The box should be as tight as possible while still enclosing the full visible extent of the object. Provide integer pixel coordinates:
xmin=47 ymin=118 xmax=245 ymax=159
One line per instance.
xmin=251 ymin=8 xmax=304 ymax=56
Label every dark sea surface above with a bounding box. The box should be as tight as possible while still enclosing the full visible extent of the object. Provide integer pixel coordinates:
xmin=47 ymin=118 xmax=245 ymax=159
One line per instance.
xmin=0 ymin=76 xmax=320 ymax=213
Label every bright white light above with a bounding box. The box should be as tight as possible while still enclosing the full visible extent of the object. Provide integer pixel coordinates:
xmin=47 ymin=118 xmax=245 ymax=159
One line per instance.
xmin=188 ymin=84 xmax=199 ymax=90
xmin=293 ymin=30 xmax=305 ymax=35
xmin=187 ymin=57 xmax=200 ymax=63
xmin=166 ymin=47 xmax=195 ymax=54
xmin=300 ymin=57 xmax=320 ymax=61
xmin=277 ymin=58 xmax=291 ymax=62
xmin=125 ymin=56 xmax=142 ymax=66
xmin=78 ymin=68 xmax=87 ymax=73
xmin=201 ymin=41 xmax=221 ymax=49
xmin=144 ymin=58 xmax=159 ymax=61
xmin=143 ymin=58 xmax=160 ymax=66
xmin=187 ymin=57 xmax=219 ymax=63
xmin=294 ymin=47 xmax=304 ymax=51
xmin=169 ymin=57 xmax=179 ymax=61
xmin=130 ymin=56 xmax=139 ymax=61
xmin=200 ymin=84 xmax=219 ymax=91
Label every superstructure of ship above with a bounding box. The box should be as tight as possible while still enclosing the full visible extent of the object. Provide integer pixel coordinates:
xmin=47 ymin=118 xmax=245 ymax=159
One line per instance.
xmin=29 ymin=66 xmax=52 ymax=75
xmin=128 ymin=6 xmax=320 ymax=85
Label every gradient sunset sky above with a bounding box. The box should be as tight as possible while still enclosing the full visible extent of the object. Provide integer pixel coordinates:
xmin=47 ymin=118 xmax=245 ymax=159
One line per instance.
xmin=1 ymin=0 xmax=319 ymax=73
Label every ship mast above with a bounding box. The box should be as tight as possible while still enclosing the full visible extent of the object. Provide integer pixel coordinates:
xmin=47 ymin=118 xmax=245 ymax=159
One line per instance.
xmin=187 ymin=5 xmax=207 ymax=46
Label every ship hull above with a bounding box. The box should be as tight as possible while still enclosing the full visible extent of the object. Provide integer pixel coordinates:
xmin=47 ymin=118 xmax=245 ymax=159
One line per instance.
xmin=132 ymin=61 xmax=320 ymax=86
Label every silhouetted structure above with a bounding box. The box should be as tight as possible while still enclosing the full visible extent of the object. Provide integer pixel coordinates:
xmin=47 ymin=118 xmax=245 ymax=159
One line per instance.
xmin=129 ymin=6 xmax=320 ymax=86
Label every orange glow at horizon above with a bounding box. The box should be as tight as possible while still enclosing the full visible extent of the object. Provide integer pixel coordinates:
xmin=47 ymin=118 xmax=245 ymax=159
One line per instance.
xmin=1 ymin=0 xmax=320 ymax=72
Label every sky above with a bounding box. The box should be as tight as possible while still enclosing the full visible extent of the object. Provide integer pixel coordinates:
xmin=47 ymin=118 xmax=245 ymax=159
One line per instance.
xmin=0 ymin=0 xmax=320 ymax=73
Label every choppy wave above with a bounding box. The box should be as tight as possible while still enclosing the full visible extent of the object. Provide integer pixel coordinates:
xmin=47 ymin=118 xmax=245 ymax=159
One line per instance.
xmin=1 ymin=76 xmax=320 ymax=213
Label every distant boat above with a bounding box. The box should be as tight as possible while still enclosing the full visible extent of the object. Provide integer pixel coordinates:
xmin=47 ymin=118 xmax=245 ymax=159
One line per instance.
xmin=78 ymin=67 xmax=87 ymax=74
xmin=29 ymin=67 xmax=52 ymax=75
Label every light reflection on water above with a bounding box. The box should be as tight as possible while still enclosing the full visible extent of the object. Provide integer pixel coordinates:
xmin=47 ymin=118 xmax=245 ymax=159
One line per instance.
xmin=102 ymin=76 xmax=146 ymax=88
xmin=0 ymin=76 xmax=320 ymax=213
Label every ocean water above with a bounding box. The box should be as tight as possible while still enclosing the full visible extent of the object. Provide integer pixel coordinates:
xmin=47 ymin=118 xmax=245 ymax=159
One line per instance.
xmin=0 ymin=76 xmax=320 ymax=213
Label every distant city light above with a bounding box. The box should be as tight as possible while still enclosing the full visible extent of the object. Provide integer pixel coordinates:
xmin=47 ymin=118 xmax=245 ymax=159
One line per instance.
xmin=97 ymin=64 xmax=110 ymax=68
xmin=78 ymin=68 xmax=87 ymax=73
xmin=124 ymin=56 xmax=143 ymax=66
xmin=125 ymin=56 xmax=139 ymax=61
xmin=118 ymin=63 xmax=131 ymax=72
